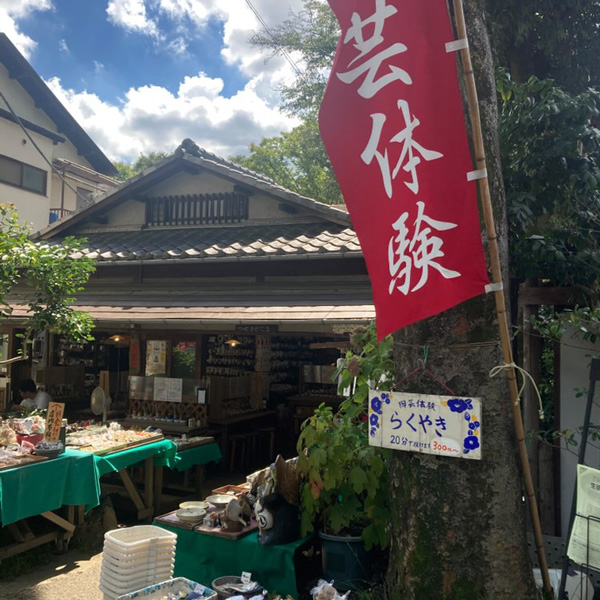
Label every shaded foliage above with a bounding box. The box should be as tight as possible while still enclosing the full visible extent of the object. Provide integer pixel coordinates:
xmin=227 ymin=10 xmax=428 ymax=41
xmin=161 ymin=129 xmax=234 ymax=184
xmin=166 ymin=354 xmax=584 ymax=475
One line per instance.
xmin=498 ymin=71 xmax=600 ymax=294
xmin=0 ymin=205 xmax=95 ymax=360
xmin=230 ymin=117 xmax=342 ymax=204
xmin=249 ymin=0 xmax=339 ymax=117
xmin=488 ymin=0 xmax=600 ymax=92
xmin=297 ymin=324 xmax=392 ymax=549
xmin=112 ymin=151 xmax=171 ymax=182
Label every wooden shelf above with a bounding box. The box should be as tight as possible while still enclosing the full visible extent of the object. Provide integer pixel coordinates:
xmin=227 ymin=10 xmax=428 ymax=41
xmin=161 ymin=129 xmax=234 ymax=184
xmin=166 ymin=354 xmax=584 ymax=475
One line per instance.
xmin=119 ymin=418 xmax=205 ymax=435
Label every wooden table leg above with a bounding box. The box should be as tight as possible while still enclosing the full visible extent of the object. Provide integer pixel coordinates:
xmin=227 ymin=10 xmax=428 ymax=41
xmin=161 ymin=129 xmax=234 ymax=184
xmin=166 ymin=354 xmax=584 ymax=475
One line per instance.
xmin=144 ymin=457 xmax=154 ymax=511
xmin=153 ymin=465 xmax=164 ymax=516
xmin=195 ymin=465 xmax=204 ymax=497
xmin=118 ymin=469 xmax=153 ymax=520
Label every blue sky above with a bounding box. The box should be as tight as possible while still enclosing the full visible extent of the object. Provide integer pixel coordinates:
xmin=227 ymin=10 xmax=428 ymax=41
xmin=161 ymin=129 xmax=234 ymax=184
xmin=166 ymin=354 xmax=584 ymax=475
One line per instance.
xmin=1 ymin=0 xmax=302 ymax=162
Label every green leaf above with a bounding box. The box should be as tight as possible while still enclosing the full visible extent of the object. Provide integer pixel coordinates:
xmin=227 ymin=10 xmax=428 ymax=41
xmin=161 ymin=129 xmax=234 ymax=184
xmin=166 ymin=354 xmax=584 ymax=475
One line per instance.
xmin=349 ymin=466 xmax=369 ymax=494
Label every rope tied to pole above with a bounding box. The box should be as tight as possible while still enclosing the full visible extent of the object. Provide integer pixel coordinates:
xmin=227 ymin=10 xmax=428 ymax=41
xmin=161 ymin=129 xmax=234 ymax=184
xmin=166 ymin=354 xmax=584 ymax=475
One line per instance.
xmin=489 ymin=362 xmax=545 ymax=420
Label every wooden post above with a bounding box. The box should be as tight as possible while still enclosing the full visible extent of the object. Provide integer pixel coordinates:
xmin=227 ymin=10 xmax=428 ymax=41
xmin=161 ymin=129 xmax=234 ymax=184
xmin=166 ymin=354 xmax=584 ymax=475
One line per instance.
xmin=522 ymin=283 xmax=540 ymax=496
xmin=452 ymin=0 xmax=552 ymax=595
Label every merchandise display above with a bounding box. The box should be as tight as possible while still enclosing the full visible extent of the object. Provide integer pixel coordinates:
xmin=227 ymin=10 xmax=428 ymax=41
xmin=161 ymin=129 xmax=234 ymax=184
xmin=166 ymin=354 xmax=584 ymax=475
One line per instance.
xmin=8 ymin=415 xmax=46 ymax=436
xmin=67 ymin=422 xmax=164 ymax=455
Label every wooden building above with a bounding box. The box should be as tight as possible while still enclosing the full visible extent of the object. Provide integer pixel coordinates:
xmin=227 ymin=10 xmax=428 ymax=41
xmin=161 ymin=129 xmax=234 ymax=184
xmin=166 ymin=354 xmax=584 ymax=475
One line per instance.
xmin=6 ymin=141 xmax=375 ymax=450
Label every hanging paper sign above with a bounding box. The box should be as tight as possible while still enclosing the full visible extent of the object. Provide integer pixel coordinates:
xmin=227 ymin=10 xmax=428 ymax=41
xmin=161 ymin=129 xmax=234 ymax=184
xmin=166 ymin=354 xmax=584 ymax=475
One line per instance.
xmin=319 ymin=0 xmax=489 ymax=340
xmin=254 ymin=335 xmax=271 ymax=372
xmin=44 ymin=402 xmax=65 ymax=443
xmin=567 ymin=464 xmax=600 ymax=570
xmin=145 ymin=340 xmax=167 ymax=376
xmin=153 ymin=377 xmax=169 ymax=402
xmin=368 ymin=390 xmax=482 ymax=459
xmin=167 ymin=378 xmax=183 ymax=403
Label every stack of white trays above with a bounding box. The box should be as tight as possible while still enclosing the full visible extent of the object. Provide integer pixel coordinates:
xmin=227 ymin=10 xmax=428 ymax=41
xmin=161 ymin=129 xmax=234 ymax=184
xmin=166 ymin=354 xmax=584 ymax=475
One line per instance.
xmin=99 ymin=525 xmax=178 ymax=600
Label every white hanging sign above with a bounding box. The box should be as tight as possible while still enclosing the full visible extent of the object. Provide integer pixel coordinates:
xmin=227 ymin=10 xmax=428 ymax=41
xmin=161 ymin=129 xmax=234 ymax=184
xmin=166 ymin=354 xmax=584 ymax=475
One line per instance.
xmin=368 ymin=390 xmax=482 ymax=460
xmin=567 ymin=464 xmax=600 ymax=570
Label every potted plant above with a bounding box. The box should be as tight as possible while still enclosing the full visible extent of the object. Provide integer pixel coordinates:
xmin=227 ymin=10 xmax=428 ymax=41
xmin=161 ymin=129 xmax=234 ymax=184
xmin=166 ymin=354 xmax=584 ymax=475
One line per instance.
xmin=296 ymin=324 xmax=393 ymax=588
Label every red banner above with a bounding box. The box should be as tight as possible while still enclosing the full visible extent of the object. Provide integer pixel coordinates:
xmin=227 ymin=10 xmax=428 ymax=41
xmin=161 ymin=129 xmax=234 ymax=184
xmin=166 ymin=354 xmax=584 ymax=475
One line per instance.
xmin=319 ymin=0 xmax=489 ymax=340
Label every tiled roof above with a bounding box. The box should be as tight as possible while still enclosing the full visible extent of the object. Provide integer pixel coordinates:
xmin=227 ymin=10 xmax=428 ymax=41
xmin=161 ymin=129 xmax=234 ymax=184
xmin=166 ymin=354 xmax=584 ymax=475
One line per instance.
xmin=9 ymin=302 xmax=375 ymax=323
xmin=35 ymin=142 xmax=351 ymax=240
xmin=56 ymin=222 xmax=362 ymax=263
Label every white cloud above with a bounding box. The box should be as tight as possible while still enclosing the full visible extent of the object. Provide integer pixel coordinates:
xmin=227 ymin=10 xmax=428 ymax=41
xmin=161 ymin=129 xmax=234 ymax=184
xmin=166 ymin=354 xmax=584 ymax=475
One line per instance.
xmin=0 ymin=0 xmax=53 ymax=58
xmin=59 ymin=38 xmax=69 ymax=54
xmin=106 ymin=0 xmax=159 ymax=37
xmin=166 ymin=36 xmax=188 ymax=56
xmin=46 ymin=73 xmax=299 ymax=163
xmin=5 ymin=0 xmax=310 ymax=163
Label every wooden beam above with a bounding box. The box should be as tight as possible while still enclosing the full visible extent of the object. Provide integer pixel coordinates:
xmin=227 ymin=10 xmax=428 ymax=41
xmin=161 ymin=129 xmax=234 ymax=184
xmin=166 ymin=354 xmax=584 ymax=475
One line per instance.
xmin=40 ymin=511 xmax=76 ymax=534
xmin=0 ymin=532 xmax=59 ymax=562
xmin=518 ymin=286 xmax=587 ymax=307
xmin=309 ymin=341 xmax=351 ymax=350
xmin=118 ymin=469 xmax=146 ymax=512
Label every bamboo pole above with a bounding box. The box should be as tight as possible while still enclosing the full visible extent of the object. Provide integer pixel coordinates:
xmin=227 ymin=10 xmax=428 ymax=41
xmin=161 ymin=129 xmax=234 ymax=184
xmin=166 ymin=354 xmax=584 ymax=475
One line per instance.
xmin=451 ymin=0 xmax=553 ymax=596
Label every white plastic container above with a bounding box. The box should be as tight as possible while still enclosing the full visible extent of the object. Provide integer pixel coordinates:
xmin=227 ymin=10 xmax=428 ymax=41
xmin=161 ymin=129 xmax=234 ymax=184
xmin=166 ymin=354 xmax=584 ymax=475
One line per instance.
xmin=105 ymin=525 xmax=176 ymax=545
xmin=102 ymin=553 xmax=175 ymax=574
xmin=100 ymin=526 xmax=178 ymax=600
xmin=102 ymin=544 xmax=176 ymax=565
xmin=101 ymin=564 xmax=173 ymax=584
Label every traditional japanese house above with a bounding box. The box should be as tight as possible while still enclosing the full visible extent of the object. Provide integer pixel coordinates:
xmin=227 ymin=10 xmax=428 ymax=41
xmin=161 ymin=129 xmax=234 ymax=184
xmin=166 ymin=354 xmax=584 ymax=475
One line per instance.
xmin=6 ymin=141 xmax=375 ymax=456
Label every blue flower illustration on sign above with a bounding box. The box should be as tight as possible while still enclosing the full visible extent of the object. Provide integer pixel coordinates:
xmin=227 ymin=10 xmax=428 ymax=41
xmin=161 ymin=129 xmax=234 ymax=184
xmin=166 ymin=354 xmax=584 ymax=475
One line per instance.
xmin=448 ymin=398 xmax=473 ymax=414
xmin=371 ymin=396 xmax=382 ymax=415
xmin=462 ymin=408 xmax=481 ymax=454
xmin=369 ymin=395 xmax=383 ymax=437
xmin=464 ymin=435 xmax=480 ymax=452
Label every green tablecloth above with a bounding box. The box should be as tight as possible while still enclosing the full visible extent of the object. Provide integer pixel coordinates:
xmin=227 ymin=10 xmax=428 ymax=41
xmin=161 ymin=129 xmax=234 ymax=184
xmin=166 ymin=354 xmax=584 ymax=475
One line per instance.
xmin=169 ymin=443 xmax=222 ymax=472
xmin=0 ymin=449 xmax=100 ymax=526
xmin=154 ymin=524 xmax=309 ymax=597
xmin=93 ymin=439 xmax=177 ymax=478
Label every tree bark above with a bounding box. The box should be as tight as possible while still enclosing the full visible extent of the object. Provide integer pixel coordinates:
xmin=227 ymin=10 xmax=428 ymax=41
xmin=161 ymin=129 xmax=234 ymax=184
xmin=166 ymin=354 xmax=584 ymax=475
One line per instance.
xmin=385 ymin=1 xmax=537 ymax=598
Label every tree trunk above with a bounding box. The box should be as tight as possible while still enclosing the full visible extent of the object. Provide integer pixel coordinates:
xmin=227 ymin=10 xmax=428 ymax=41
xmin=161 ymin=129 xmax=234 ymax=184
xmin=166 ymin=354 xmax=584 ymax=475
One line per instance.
xmin=385 ymin=1 xmax=537 ymax=598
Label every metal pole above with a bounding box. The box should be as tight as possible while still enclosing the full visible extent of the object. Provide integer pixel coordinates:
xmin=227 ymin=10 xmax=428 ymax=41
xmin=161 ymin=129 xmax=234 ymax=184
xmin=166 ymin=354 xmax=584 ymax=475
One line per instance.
xmin=451 ymin=0 xmax=552 ymax=595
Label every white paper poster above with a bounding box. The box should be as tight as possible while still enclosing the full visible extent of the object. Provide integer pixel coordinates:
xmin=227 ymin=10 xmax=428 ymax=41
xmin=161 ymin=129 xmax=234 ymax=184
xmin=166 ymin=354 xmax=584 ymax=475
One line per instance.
xmin=167 ymin=378 xmax=183 ymax=403
xmin=567 ymin=464 xmax=600 ymax=570
xmin=153 ymin=377 xmax=169 ymax=402
xmin=368 ymin=390 xmax=482 ymax=460
xmin=145 ymin=340 xmax=167 ymax=376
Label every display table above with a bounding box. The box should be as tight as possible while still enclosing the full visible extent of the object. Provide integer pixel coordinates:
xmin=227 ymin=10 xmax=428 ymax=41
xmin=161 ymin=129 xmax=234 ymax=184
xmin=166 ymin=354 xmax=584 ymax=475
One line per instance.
xmin=154 ymin=523 xmax=310 ymax=597
xmin=94 ymin=439 xmax=177 ymax=520
xmin=153 ymin=443 xmax=222 ymax=512
xmin=0 ymin=449 xmax=100 ymax=526
xmin=0 ymin=449 xmax=100 ymax=561
xmin=169 ymin=443 xmax=222 ymax=472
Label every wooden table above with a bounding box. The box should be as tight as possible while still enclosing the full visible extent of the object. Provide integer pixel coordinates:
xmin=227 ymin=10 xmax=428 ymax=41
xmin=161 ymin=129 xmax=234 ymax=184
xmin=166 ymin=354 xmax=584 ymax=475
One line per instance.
xmin=92 ymin=439 xmax=177 ymax=521
xmin=208 ymin=410 xmax=277 ymax=469
xmin=0 ymin=450 xmax=100 ymax=562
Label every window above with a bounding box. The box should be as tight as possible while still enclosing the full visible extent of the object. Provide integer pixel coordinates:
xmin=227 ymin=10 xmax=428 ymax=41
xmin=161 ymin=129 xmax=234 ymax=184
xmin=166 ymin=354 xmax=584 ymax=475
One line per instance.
xmin=147 ymin=193 xmax=249 ymax=226
xmin=0 ymin=155 xmax=47 ymax=195
xmin=171 ymin=341 xmax=197 ymax=378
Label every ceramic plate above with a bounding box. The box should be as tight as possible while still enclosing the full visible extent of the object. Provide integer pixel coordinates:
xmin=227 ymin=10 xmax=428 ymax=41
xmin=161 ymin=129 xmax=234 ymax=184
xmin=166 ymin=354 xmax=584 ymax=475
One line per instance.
xmin=176 ymin=507 xmax=206 ymax=523
xmin=179 ymin=500 xmax=209 ymax=511
xmin=205 ymin=494 xmax=234 ymax=508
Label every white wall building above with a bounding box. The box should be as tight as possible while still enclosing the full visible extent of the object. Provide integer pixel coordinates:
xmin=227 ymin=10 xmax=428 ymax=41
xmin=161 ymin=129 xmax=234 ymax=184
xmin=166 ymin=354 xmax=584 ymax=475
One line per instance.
xmin=0 ymin=34 xmax=118 ymax=232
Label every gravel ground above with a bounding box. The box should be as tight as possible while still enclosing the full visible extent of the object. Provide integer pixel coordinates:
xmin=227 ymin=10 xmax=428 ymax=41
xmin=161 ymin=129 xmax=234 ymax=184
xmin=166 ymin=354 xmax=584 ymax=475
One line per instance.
xmin=0 ymin=550 xmax=104 ymax=600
